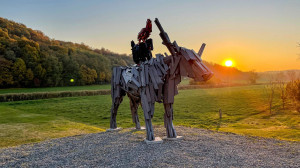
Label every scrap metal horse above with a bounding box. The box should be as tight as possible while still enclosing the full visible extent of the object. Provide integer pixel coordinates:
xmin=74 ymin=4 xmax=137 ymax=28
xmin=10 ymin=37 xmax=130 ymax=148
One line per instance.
xmin=110 ymin=18 xmax=213 ymax=141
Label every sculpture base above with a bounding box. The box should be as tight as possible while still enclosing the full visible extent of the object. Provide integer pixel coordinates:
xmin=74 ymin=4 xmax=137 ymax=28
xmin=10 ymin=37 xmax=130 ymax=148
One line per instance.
xmin=163 ymin=136 xmax=183 ymax=141
xmin=106 ymin=127 xmax=122 ymax=132
xmin=144 ymin=137 xmax=163 ymax=144
xmin=136 ymin=126 xmax=146 ymax=130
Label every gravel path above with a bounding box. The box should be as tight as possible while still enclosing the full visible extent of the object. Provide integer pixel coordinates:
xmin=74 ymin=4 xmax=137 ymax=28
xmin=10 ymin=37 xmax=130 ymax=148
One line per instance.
xmin=0 ymin=126 xmax=299 ymax=168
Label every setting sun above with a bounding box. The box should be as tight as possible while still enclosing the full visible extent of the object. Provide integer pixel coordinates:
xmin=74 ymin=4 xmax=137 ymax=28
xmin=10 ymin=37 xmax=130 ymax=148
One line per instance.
xmin=225 ymin=60 xmax=233 ymax=67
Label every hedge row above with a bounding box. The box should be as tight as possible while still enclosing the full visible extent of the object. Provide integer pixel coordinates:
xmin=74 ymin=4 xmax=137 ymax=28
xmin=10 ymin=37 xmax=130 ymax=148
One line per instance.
xmin=0 ymin=84 xmax=250 ymax=102
xmin=0 ymin=90 xmax=111 ymax=102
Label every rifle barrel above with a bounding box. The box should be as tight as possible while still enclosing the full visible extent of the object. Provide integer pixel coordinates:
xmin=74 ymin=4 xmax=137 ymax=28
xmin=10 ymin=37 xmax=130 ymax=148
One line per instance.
xmin=154 ymin=18 xmax=165 ymax=33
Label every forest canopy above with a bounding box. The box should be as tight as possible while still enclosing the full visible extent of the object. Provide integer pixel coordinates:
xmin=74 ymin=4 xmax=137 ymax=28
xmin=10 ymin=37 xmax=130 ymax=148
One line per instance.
xmin=0 ymin=17 xmax=133 ymax=88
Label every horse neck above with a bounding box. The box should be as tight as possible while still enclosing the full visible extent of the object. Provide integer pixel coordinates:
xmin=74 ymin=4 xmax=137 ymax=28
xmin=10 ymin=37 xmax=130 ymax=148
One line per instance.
xmin=163 ymin=55 xmax=182 ymax=83
xmin=163 ymin=55 xmax=172 ymax=65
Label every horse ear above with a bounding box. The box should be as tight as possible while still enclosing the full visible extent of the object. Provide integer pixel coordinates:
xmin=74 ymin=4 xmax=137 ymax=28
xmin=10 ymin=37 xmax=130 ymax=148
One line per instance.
xmin=131 ymin=40 xmax=135 ymax=48
xmin=172 ymin=41 xmax=180 ymax=53
xmin=198 ymin=43 xmax=206 ymax=58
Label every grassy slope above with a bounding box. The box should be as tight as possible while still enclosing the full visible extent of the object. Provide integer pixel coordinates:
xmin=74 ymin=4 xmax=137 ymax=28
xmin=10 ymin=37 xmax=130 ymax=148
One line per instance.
xmin=0 ymin=85 xmax=111 ymax=94
xmin=0 ymin=85 xmax=299 ymax=147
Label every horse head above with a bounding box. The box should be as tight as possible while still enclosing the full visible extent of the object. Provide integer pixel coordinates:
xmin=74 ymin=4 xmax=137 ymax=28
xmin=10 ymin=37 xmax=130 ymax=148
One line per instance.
xmin=163 ymin=43 xmax=213 ymax=82
xmin=178 ymin=43 xmax=213 ymax=82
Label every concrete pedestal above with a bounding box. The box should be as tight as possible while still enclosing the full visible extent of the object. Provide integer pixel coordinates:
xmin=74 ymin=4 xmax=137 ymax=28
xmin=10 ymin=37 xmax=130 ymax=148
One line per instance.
xmin=106 ymin=127 xmax=122 ymax=132
xmin=163 ymin=136 xmax=184 ymax=141
xmin=144 ymin=137 xmax=163 ymax=144
xmin=136 ymin=126 xmax=146 ymax=130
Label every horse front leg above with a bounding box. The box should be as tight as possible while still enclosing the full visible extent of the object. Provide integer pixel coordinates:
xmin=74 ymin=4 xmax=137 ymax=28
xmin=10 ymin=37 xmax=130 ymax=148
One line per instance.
xmin=143 ymin=102 xmax=155 ymax=141
xmin=141 ymin=89 xmax=155 ymax=141
xmin=164 ymin=103 xmax=177 ymax=138
xmin=128 ymin=94 xmax=141 ymax=129
xmin=144 ymin=111 xmax=155 ymax=141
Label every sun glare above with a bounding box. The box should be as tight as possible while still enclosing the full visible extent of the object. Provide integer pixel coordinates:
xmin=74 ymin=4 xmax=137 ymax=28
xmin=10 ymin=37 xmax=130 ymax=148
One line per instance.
xmin=225 ymin=60 xmax=233 ymax=67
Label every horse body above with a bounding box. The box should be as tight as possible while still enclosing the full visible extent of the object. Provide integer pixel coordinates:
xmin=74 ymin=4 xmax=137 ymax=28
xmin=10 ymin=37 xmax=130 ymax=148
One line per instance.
xmin=111 ymin=54 xmax=167 ymax=140
xmin=110 ymin=45 xmax=213 ymax=141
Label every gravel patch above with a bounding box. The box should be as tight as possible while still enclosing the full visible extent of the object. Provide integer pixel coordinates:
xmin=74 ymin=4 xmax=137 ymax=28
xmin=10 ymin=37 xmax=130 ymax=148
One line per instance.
xmin=0 ymin=126 xmax=299 ymax=167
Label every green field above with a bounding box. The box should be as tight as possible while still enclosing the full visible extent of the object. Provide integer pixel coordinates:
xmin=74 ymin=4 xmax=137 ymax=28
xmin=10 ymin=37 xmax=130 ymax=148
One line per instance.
xmin=0 ymin=85 xmax=111 ymax=94
xmin=0 ymin=85 xmax=299 ymax=148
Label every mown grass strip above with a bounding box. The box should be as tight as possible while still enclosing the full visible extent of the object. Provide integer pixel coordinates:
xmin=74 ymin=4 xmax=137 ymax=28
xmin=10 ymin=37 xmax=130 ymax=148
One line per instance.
xmin=0 ymin=90 xmax=111 ymax=102
xmin=0 ymin=85 xmax=111 ymax=95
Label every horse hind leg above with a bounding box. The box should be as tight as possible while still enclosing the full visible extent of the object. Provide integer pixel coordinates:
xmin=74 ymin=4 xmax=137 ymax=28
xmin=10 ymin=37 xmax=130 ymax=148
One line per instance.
xmin=110 ymin=91 xmax=125 ymax=129
xmin=128 ymin=94 xmax=141 ymax=129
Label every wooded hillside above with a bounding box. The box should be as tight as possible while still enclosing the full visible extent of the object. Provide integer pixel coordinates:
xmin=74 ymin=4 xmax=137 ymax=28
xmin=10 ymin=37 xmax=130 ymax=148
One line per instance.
xmin=0 ymin=17 xmax=133 ymax=88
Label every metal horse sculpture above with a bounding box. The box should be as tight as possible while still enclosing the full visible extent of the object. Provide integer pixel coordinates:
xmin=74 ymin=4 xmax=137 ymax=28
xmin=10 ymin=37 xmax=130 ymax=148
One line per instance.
xmin=110 ymin=18 xmax=213 ymax=141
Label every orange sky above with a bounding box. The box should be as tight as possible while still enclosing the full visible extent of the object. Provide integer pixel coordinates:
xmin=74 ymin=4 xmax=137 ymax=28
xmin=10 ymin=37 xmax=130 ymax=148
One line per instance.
xmin=1 ymin=0 xmax=299 ymax=72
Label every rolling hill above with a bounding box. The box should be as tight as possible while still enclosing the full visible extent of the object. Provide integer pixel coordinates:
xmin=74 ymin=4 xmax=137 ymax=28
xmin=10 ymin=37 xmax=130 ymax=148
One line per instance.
xmin=0 ymin=17 xmax=133 ymax=88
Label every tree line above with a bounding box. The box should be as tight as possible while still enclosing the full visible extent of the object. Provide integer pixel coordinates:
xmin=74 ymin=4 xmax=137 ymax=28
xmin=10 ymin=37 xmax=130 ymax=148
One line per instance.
xmin=264 ymin=71 xmax=300 ymax=114
xmin=0 ymin=17 xmax=133 ymax=88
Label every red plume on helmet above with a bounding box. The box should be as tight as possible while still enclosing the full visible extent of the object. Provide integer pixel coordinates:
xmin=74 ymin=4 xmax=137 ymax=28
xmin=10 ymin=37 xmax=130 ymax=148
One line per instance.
xmin=137 ymin=19 xmax=152 ymax=43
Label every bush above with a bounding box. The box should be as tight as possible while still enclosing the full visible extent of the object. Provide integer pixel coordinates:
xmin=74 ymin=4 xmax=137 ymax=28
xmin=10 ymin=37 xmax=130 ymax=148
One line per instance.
xmin=286 ymin=80 xmax=300 ymax=112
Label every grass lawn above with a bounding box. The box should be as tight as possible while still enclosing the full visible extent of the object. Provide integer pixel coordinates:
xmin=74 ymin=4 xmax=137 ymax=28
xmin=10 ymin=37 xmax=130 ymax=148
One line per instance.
xmin=0 ymin=85 xmax=299 ymax=147
xmin=0 ymin=84 xmax=111 ymax=94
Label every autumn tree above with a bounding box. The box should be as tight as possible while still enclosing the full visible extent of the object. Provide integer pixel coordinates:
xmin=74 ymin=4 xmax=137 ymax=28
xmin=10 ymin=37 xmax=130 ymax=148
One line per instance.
xmin=105 ymin=71 xmax=112 ymax=82
xmin=0 ymin=57 xmax=13 ymax=87
xmin=12 ymin=58 xmax=27 ymax=86
xmin=286 ymin=80 xmax=300 ymax=112
xmin=33 ymin=64 xmax=46 ymax=86
xmin=62 ymin=58 xmax=80 ymax=86
xmin=41 ymin=54 xmax=62 ymax=86
xmin=25 ymin=68 xmax=34 ymax=86
xmin=248 ymin=70 xmax=259 ymax=84
xmin=278 ymin=81 xmax=287 ymax=109
xmin=275 ymin=72 xmax=288 ymax=109
xmin=80 ymin=65 xmax=97 ymax=85
xmin=264 ymin=80 xmax=277 ymax=114
xmin=18 ymin=39 xmax=40 ymax=69
xmin=99 ymin=72 xmax=106 ymax=83
xmin=4 ymin=50 xmax=16 ymax=61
